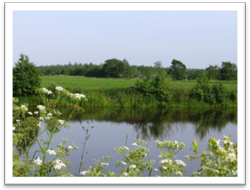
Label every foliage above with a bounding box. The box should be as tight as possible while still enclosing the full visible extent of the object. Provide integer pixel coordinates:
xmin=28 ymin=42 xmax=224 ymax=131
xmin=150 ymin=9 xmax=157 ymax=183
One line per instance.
xmin=102 ymin=58 xmax=132 ymax=78
xmin=13 ymin=86 xmax=86 ymax=176
xmin=80 ymin=137 xmax=237 ymax=177
xmin=169 ymin=59 xmax=187 ymax=80
xmin=219 ymin=62 xmax=237 ymax=80
xmin=186 ymin=136 xmax=237 ymax=177
xmin=205 ymin=65 xmax=220 ymax=80
xmin=190 ymin=74 xmax=227 ymax=104
xmin=135 ymin=74 xmax=173 ymax=104
xmin=13 ymin=54 xmax=41 ymax=97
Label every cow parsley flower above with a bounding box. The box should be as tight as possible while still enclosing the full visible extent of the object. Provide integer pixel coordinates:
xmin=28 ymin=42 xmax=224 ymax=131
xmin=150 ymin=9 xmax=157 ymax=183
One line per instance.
xmin=131 ymin=143 xmax=137 ymax=146
xmin=68 ymin=145 xmax=73 ymax=149
xmin=53 ymin=159 xmax=66 ymax=170
xmin=123 ymin=172 xmax=129 ymax=176
xmin=160 ymin=159 xmax=172 ymax=165
xmin=58 ymin=120 xmax=65 ymax=125
xmin=80 ymin=171 xmax=88 ymax=176
xmin=47 ymin=113 xmax=53 ymax=117
xmin=55 ymin=86 xmax=63 ymax=91
xmin=46 ymin=149 xmax=56 ymax=155
xmin=124 ymin=146 xmax=129 ymax=150
xmin=21 ymin=105 xmax=28 ymax=111
xmin=27 ymin=112 xmax=32 ymax=115
xmin=34 ymin=157 xmax=42 ymax=166
xmin=121 ymin=161 xmax=127 ymax=165
xmin=42 ymin=88 xmax=52 ymax=95
xmin=101 ymin=163 xmax=109 ymax=166
xmin=175 ymin=160 xmax=186 ymax=167
xmin=37 ymin=121 xmax=42 ymax=127
xmin=129 ymin=165 xmax=136 ymax=169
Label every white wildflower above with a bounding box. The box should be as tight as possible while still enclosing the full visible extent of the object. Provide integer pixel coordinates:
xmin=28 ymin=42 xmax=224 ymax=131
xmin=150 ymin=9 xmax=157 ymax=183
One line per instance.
xmin=34 ymin=157 xmax=42 ymax=166
xmin=47 ymin=113 xmax=53 ymax=117
xmin=55 ymin=86 xmax=63 ymax=91
xmin=131 ymin=143 xmax=137 ymax=146
xmin=21 ymin=105 xmax=28 ymax=111
xmin=124 ymin=146 xmax=129 ymax=150
xmin=162 ymin=166 xmax=167 ymax=170
xmin=160 ymin=159 xmax=172 ymax=165
xmin=55 ymin=159 xmax=62 ymax=165
xmin=34 ymin=111 xmax=39 ymax=115
xmin=42 ymin=88 xmax=52 ymax=95
xmin=121 ymin=161 xmax=127 ymax=165
xmin=129 ymin=165 xmax=136 ymax=169
xmin=101 ymin=163 xmax=109 ymax=166
xmin=80 ymin=171 xmax=88 ymax=176
xmin=37 ymin=121 xmax=42 ymax=127
xmin=175 ymin=171 xmax=183 ymax=176
xmin=123 ymin=172 xmax=128 ymax=176
xmin=37 ymin=105 xmax=46 ymax=113
xmin=54 ymin=164 xmax=62 ymax=170
xmin=175 ymin=160 xmax=186 ymax=167
xmin=226 ymin=153 xmax=236 ymax=162
xmin=53 ymin=159 xmax=66 ymax=170
xmin=58 ymin=120 xmax=65 ymax=125
xmin=68 ymin=145 xmax=73 ymax=149
xmin=28 ymin=112 xmax=32 ymax=115
xmin=154 ymin=168 xmax=158 ymax=171
xmin=46 ymin=149 xmax=56 ymax=155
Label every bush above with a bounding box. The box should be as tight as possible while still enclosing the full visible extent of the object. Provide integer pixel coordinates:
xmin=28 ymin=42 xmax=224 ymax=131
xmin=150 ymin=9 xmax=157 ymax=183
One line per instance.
xmin=13 ymin=54 xmax=41 ymax=97
xmin=190 ymin=74 xmax=227 ymax=104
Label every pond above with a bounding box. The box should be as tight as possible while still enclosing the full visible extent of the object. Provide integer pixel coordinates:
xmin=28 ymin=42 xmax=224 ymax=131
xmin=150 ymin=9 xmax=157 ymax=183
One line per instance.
xmin=26 ymin=107 xmax=237 ymax=177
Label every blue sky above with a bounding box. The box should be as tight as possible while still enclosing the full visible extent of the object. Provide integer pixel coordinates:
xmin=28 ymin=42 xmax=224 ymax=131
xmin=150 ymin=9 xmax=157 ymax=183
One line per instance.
xmin=13 ymin=11 xmax=237 ymax=69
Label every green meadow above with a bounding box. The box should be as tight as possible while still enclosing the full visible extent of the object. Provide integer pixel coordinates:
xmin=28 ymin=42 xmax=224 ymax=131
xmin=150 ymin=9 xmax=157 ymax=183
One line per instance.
xmin=40 ymin=76 xmax=237 ymax=91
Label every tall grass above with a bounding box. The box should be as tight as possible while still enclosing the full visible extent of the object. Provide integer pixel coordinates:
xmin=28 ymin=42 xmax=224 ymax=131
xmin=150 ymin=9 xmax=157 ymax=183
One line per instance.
xmin=18 ymin=76 xmax=237 ymax=108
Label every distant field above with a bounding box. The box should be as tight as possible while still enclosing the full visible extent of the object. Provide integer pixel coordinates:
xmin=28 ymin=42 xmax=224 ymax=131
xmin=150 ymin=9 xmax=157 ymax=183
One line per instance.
xmin=40 ymin=76 xmax=237 ymax=91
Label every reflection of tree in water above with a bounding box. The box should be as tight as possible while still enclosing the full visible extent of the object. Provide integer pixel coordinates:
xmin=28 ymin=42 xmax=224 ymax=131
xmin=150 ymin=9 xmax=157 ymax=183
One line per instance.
xmin=57 ymin=107 xmax=237 ymax=141
xmin=188 ymin=109 xmax=237 ymax=139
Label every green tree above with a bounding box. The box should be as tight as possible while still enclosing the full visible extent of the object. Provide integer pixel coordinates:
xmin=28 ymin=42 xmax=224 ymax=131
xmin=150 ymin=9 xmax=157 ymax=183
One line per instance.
xmin=219 ymin=62 xmax=237 ymax=80
xmin=205 ymin=65 xmax=220 ymax=80
xmin=169 ymin=59 xmax=186 ymax=80
xmin=102 ymin=58 xmax=131 ymax=78
xmin=13 ymin=54 xmax=41 ymax=97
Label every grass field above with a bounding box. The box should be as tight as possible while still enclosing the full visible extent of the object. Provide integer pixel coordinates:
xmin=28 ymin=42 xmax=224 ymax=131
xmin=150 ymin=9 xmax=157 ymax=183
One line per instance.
xmin=40 ymin=76 xmax=237 ymax=91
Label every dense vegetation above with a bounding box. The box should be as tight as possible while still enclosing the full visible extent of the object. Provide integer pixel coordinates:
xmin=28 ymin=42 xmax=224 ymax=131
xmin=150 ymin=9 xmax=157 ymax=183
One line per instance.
xmin=36 ymin=58 xmax=237 ymax=81
xmin=13 ymin=54 xmax=237 ymax=108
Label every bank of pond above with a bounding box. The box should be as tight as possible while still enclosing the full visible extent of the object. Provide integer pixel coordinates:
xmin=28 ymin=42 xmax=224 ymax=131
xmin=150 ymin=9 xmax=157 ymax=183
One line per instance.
xmin=18 ymin=86 xmax=237 ymax=108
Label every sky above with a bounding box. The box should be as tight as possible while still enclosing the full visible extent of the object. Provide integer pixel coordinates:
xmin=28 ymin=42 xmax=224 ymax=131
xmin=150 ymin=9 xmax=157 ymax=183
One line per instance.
xmin=4 ymin=2 xmax=246 ymax=185
xmin=13 ymin=11 xmax=237 ymax=69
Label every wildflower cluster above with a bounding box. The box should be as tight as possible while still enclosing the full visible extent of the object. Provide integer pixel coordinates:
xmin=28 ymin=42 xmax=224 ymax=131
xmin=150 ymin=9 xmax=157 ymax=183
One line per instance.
xmin=13 ymin=87 xmax=85 ymax=177
xmin=187 ymin=136 xmax=237 ymax=177
xmin=156 ymin=140 xmax=186 ymax=176
xmin=41 ymin=88 xmax=52 ymax=95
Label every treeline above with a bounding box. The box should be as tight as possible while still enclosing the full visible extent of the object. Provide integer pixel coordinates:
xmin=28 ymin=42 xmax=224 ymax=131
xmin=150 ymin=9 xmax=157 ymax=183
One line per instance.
xmin=37 ymin=58 xmax=237 ymax=81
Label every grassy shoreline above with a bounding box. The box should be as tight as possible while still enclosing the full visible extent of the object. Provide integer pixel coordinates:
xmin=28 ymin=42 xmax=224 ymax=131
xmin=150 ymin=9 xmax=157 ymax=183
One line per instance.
xmin=17 ymin=76 xmax=237 ymax=108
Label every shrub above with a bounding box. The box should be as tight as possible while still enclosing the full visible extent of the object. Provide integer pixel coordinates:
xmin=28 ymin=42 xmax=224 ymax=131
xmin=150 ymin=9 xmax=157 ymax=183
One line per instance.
xmin=13 ymin=54 xmax=41 ymax=97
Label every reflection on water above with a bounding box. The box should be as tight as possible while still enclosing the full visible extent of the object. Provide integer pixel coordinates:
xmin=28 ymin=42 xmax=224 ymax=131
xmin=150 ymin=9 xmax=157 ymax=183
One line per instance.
xmin=27 ymin=107 xmax=237 ymax=176
xmin=59 ymin=107 xmax=237 ymax=141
